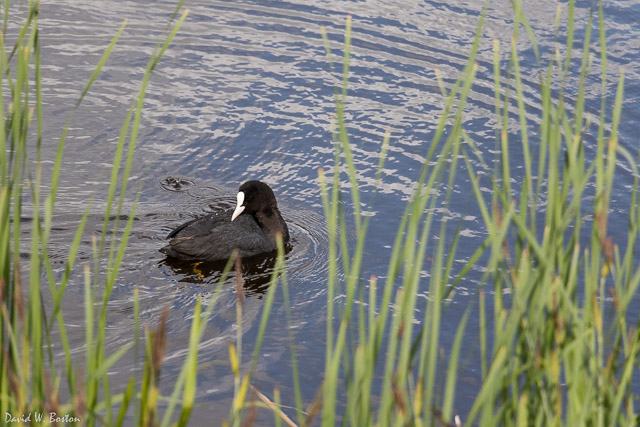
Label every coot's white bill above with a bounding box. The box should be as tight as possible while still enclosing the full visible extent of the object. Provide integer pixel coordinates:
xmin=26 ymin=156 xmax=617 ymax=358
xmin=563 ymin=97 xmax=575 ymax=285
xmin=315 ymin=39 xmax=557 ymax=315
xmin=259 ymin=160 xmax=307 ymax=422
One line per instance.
xmin=231 ymin=191 xmax=245 ymax=221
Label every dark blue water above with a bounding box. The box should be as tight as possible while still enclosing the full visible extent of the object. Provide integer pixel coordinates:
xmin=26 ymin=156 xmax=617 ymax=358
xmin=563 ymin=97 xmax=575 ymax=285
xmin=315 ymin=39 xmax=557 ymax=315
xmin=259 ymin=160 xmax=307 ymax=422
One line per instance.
xmin=25 ymin=0 xmax=640 ymax=423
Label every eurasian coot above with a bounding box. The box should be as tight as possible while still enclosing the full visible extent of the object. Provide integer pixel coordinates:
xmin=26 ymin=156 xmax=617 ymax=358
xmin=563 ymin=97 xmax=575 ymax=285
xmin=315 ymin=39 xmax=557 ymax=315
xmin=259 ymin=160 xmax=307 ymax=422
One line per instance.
xmin=160 ymin=180 xmax=290 ymax=261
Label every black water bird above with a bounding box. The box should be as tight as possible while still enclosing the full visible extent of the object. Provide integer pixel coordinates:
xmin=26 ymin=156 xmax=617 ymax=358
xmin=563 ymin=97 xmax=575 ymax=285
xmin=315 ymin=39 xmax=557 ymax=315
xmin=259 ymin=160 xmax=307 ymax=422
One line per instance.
xmin=160 ymin=180 xmax=289 ymax=262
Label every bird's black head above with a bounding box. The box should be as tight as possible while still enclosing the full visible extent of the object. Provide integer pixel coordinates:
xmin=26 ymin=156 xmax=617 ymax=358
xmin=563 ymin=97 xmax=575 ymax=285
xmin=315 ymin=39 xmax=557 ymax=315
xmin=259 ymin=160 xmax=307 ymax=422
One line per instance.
xmin=231 ymin=180 xmax=278 ymax=221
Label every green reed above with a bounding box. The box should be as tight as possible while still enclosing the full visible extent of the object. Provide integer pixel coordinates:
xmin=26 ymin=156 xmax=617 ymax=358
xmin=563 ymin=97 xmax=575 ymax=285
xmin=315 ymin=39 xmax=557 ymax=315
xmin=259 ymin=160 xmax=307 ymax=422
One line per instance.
xmin=242 ymin=0 xmax=640 ymax=425
xmin=2 ymin=0 xmax=639 ymax=425
xmin=0 ymin=1 xmax=217 ymax=425
xmin=462 ymin=1 xmax=636 ymax=424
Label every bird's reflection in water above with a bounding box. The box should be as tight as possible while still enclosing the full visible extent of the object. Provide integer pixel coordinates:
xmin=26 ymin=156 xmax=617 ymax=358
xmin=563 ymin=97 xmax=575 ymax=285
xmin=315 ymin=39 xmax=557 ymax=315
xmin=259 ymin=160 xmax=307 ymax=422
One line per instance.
xmin=161 ymin=251 xmax=288 ymax=298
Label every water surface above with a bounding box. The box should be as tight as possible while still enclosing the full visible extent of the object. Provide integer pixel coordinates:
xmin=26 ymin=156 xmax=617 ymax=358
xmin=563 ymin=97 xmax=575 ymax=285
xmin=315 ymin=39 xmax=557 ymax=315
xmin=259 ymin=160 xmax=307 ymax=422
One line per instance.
xmin=24 ymin=0 xmax=640 ymax=422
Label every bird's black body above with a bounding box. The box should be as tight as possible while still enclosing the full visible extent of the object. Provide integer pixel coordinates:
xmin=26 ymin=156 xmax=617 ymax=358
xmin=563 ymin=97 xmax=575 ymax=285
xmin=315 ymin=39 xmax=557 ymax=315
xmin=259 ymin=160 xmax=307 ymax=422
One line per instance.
xmin=160 ymin=181 xmax=289 ymax=262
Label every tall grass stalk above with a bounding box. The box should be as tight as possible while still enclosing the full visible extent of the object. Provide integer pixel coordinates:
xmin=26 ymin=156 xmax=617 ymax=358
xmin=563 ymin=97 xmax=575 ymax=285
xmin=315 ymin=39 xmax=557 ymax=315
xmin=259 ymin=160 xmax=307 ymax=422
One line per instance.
xmin=0 ymin=2 xmax=221 ymax=425
xmin=224 ymin=238 xmax=297 ymax=427
xmin=290 ymin=1 xmax=640 ymax=425
xmin=313 ymin=9 xmax=486 ymax=426
xmin=2 ymin=0 xmax=638 ymax=426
